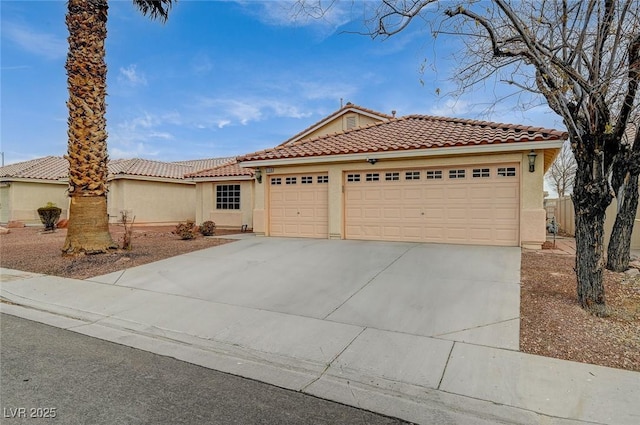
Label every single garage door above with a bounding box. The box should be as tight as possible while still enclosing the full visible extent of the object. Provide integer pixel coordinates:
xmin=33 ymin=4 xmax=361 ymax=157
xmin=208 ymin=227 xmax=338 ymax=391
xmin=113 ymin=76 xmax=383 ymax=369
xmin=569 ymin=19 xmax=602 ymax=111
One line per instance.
xmin=269 ymin=173 xmax=329 ymax=238
xmin=345 ymin=164 xmax=519 ymax=246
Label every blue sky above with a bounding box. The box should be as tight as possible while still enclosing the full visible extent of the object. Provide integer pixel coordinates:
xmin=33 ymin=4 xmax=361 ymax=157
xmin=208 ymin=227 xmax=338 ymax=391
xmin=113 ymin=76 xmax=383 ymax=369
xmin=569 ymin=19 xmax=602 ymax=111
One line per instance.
xmin=1 ymin=0 xmax=564 ymax=165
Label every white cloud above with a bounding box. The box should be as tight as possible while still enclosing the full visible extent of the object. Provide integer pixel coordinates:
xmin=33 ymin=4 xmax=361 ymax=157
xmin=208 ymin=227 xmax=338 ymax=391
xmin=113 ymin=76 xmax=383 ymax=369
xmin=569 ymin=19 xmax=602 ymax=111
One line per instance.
xmin=110 ymin=143 xmax=159 ymax=160
xmin=118 ymin=65 xmax=147 ymax=87
xmin=2 ymin=22 xmax=66 ymax=60
xmin=429 ymin=98 xmax=471 ymax=117
xmin=191 ymin=53 xmax=213 ymax=75
xmin=109 ymin=112 xmax=175 ymax=157
xmin=193 ymin=97 xmax=312 ymax=128
xmin=297 ymin=80 xmax=358 ymax=101
xmin=237 ymin=1 xmax=353 ymax=39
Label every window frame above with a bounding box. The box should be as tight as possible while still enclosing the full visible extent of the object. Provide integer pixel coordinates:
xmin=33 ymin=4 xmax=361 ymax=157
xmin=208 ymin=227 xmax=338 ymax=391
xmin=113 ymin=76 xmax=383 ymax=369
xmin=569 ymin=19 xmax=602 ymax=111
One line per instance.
xmin=216 ymin=184 xmax=241 ymax=210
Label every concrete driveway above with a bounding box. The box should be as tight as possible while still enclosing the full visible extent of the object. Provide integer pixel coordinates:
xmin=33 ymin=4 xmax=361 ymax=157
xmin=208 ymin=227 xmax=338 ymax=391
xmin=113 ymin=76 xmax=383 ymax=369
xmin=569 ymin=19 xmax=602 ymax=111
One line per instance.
xmin=5 ymin=237 xmax=640 ymax=424
xmin=91 ymin=236 xmax=521 ymax=350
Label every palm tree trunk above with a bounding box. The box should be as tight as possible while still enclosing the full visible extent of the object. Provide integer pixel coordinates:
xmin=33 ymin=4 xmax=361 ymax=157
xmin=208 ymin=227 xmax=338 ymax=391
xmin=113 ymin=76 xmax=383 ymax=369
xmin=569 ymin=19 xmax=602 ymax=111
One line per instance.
xmin=62 ymin=0 xmax=116 ymax=254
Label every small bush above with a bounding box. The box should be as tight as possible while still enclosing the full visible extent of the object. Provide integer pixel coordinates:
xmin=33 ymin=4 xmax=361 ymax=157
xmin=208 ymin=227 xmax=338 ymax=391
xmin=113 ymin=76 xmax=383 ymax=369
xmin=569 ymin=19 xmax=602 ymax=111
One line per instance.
xmin=175 ymin=220 xmax=197 ymax=240
xmin=200 ymin=220 xmax=216 ymax=236
xmin=37 ymin=202 xmax=62 ymax=232
xmin=120 ymin=210 xmax=136 ymax=250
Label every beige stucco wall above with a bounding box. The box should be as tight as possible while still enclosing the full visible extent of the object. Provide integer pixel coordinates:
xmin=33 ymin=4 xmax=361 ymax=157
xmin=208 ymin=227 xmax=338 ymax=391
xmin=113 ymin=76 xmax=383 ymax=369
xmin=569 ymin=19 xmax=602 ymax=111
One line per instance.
xmin=253 ymin=150 xmax=549 ymax=247
xmin=520 ymin=150 xmax=547 ymax=249
xmin=107 ymin=178 xmax=195 ymax=225
xmin=0 ymin=181 xmax=69 ymax=225
xmin=194 ymin=180 xmax=254 ymax=229
xmin=303 ymin=113 xmax=384 ymax=141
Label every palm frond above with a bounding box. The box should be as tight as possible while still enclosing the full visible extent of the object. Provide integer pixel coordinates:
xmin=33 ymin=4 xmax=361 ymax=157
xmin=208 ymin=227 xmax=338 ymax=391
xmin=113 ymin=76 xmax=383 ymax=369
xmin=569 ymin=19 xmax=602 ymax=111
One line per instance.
xmin=132 ymin=0 xmax=175 ymax=23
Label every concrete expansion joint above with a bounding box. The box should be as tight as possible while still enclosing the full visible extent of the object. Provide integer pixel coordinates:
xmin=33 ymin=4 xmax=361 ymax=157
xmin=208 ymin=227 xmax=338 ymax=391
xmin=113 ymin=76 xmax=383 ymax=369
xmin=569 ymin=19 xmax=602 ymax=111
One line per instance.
xmin=437 ymin=342 xmax=456 ymax=390
xmin=434 ymin=317 xmax=520 ymax=339
xmin=322 ymin=244 xmax=417 ymax=320
xmin=300 ymin=327 xmax=367 ymax=393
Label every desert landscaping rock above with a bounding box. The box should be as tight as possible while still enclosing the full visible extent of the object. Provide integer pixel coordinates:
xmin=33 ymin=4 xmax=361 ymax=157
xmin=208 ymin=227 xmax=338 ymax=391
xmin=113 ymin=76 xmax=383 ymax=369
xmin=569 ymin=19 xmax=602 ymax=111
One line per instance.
xmin=0 ymin=227 xmax=9 ymax=235
xmin=624 ymin=268 xmax=640 ymax=277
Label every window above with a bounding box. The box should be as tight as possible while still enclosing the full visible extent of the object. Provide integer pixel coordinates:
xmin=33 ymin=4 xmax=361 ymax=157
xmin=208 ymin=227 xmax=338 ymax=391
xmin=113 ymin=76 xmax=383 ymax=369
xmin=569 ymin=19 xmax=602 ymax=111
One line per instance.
xmin=270 ymin=177 xmax=281 ymax=185
xmin=216 ymin=184 xmax=240 ymax=210
xmin=405 ymin=171 xmax=420 ymax=180
xmin=497 ymin=167 xmax=517 ymax=177
xmin=473 ymin=168 xmax=490 ymax=178
xmin=449 ymin=169 xmax=466 ymax=179
xmin=426 ymin=170 xmax=443 ymax=180
xmin=285 ymin=177 xmax=297 ymax=185
xmin=301 ymin=176 xmax=313 ymax=184
xmin=347 ymin=174 xmax=361 ymax=182
xmin=317 ymin=175 xmax=329 ymax=183
xmin=366 ymin=173 xmax=380 ymax=182
xmin=385 ymin=172 xmax=400 ymax=181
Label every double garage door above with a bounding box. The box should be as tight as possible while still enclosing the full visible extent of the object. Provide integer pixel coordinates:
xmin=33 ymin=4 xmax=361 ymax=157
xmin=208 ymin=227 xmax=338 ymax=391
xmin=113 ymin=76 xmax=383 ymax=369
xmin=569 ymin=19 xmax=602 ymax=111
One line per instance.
xmin=269 ymin=164 xmax=519 ymax=246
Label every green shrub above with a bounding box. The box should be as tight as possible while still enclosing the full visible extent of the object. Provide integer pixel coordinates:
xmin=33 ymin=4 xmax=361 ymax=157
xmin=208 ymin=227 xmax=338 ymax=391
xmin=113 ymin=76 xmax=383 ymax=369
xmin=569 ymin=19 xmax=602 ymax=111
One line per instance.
xmin=37 ymin=202 xmax=62 ymax=232
xmin=175 ymin=220 xmax=197 ymax=240
xmin=200 ymin=220 xmax=216 ymax=236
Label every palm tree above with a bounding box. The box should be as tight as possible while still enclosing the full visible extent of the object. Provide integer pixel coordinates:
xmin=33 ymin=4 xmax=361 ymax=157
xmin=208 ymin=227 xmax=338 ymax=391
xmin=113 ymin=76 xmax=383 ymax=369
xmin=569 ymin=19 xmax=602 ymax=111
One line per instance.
xmin=62 ymin=0 xmax=174 ymax=254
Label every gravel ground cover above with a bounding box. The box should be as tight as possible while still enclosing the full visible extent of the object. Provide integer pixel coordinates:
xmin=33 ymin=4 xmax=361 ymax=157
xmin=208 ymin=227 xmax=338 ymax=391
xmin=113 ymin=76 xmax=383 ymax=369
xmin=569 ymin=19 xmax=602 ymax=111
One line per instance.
xmin=1 ymin=226 xmax=639 ymax=371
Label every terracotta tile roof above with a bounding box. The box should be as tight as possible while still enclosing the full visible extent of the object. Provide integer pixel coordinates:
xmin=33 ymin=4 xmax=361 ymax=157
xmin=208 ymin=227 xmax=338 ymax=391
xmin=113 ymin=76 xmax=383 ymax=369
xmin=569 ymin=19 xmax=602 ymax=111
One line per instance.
xmin=108 ymin=158 xmax=194 ymax=180
xmin=0 ymin=156 xmax=235 ymax=182
xmin=277 ymin=103 xmax=393 ymax=147
xmin=186 ymin=158 xmax=254 ymax=179
xmin=239 ymin=115 xmax=568 ymax=162
xmin=0 ymin=156 xmax=68 ymax=180
xmin=172 ymin=157 xmax=235 ymax=170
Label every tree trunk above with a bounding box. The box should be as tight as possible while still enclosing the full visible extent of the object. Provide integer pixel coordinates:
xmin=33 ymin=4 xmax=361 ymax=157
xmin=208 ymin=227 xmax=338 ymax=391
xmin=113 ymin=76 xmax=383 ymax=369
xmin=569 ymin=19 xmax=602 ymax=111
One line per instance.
xmin=62 ymin=0 xmax=115 ymax=254
xmin=607 ymin=173 xmax=639 ymax=272
xmin=571 ymin=136 xmax=612 ymax=317
xmin=62 ymin=196 xmax=116 ymax=254
xmin=573 ymin=207 xmax=607 ymax=316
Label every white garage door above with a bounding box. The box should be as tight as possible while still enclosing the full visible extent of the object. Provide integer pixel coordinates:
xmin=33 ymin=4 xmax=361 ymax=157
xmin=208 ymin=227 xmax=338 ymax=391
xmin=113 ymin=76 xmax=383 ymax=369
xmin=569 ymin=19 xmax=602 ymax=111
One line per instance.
xmin=269 ymin=173 xmax=329 ymax=238
xmin=345 ymin=164 xmax=519 ymax=246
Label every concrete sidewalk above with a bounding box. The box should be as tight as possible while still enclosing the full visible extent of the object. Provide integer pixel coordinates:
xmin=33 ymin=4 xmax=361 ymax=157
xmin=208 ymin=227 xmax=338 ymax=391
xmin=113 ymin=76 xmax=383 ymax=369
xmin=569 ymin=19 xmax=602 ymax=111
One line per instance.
xmin=1 ymin=239 xmax=639 ymax=425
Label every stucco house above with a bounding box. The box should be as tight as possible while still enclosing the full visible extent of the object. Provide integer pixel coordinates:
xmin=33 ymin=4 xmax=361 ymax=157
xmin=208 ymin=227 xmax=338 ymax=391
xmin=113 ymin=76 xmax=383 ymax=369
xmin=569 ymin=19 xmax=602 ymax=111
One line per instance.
xmin=0 ymin=156 xmax=232 ymax=226
xmin=235 ymin=109 xmax=568 ymax=249
xmin=187 ymin=104 xmax=393 ymax=230
xmin=0 ymin=156 xmax=69 ymax=224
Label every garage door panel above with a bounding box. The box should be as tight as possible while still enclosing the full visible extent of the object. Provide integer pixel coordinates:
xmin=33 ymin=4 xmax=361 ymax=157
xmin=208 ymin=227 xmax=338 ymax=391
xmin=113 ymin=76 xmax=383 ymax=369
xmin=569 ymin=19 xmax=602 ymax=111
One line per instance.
xmin=384 ymin=190 xmax=402 ymax=201
xmin=425 ymin=188 xmax=445 ymax=200
xmin=364 ymin=208 xmax=381 ymax=219
xmin=269 ymin=173 xmax=328 ymax=238
xmin=383 ymin=208 xmax=402 ymax=219
xmin=345 ymin=164 xmax=519 ymax=246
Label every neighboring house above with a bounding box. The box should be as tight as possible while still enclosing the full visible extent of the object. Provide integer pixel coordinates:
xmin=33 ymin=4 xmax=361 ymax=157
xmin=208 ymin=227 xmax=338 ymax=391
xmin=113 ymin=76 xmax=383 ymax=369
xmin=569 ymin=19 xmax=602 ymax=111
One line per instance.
xmin=0 ymin=156 xmax=232 ymax=226
xmin=186 ymin=159 xmax=255 ymax=229
xmin=237 ymin=113 xmax=568 ymax=249
xmin=106 ymin=158 xmax=198 ymax=224
xmin=0 ymin=156 xmax=69 ymax=225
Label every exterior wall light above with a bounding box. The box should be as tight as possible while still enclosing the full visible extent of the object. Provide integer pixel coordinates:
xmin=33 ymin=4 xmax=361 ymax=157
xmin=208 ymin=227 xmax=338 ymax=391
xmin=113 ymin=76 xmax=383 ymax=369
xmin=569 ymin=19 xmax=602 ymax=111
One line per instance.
xmin=367 ymin=157 xmax=378 ymax=165
xmin=254 ymin=168 xmax=262 ymax=183
xmin=527 ymin=150 xmax=537 ymax=172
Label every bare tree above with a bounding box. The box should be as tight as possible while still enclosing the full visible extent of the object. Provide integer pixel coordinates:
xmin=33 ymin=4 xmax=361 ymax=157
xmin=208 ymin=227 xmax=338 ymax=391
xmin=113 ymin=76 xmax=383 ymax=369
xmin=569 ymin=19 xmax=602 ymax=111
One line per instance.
xmin=607 ymin=121 xmax=640 ymax=271
xmin=546 ymin=141 xmax=577 ymax=198
xmin=293 ymin=0 xmax=640 ymax=315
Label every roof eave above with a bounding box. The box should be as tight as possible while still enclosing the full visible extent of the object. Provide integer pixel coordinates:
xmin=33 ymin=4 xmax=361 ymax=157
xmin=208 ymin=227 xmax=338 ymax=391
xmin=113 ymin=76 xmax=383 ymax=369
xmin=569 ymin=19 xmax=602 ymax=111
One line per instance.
xmin=239 ymin=139 xmax=566 ymax=167
xmin=189 ymin=175 xmax=254 ymax=182
xmin=108 ymin=174 xmax=195 ymax=184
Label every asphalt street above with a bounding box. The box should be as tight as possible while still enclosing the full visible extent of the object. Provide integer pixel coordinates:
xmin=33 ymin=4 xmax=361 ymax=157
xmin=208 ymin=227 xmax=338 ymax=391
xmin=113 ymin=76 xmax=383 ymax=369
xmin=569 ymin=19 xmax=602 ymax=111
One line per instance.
xmin=0 ymin=313 xmax=408 ymax=425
